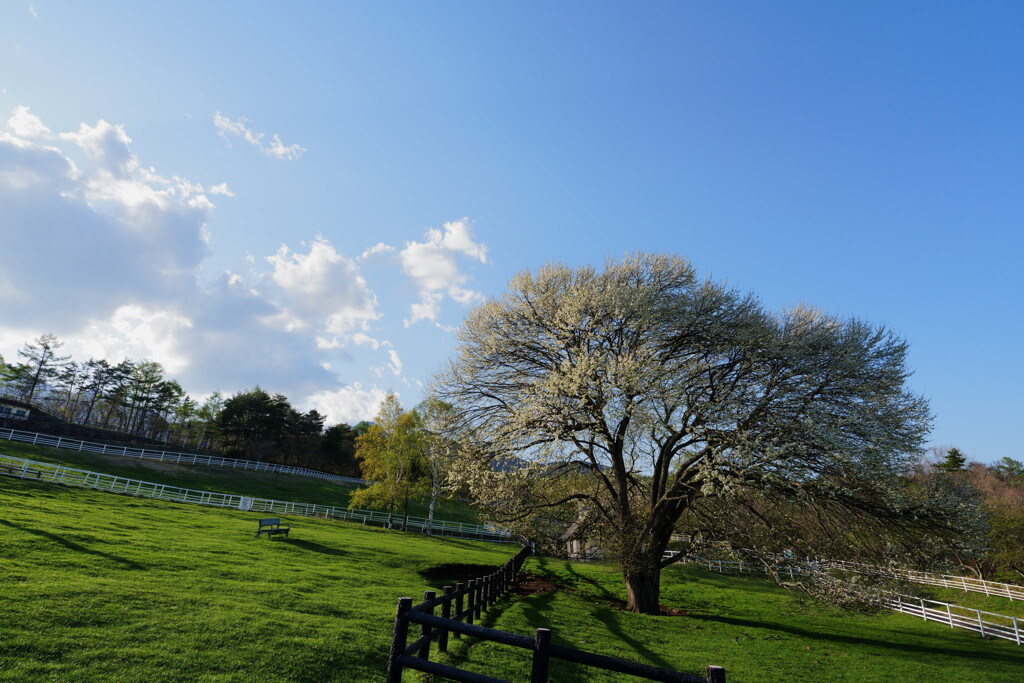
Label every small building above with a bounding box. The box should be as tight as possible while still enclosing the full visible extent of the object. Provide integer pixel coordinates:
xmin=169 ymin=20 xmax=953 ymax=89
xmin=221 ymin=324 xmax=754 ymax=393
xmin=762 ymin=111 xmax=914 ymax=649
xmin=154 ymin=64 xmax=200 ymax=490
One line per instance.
xmin=0 ymin=398 xmax=31 ymax=421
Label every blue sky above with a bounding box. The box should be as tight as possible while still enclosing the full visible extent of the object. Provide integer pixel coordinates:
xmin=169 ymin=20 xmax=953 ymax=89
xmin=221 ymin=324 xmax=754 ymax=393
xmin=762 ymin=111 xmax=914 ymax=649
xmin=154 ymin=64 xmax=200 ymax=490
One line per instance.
xmin=1 ymin=2 xmax=1020 ymax=463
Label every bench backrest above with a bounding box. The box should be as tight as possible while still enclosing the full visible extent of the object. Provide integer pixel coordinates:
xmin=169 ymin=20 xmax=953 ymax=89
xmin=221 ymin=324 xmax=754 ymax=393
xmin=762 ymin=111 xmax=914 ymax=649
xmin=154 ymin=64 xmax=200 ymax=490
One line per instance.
xmin=258 ymin=518 xmax=281 ymax=527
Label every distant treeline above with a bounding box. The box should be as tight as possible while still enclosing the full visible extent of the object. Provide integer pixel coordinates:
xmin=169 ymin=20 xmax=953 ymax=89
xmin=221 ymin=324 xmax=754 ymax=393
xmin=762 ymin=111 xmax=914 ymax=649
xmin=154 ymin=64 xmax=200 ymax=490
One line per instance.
xmin=0 ymin=334 xmax=365 ymax=477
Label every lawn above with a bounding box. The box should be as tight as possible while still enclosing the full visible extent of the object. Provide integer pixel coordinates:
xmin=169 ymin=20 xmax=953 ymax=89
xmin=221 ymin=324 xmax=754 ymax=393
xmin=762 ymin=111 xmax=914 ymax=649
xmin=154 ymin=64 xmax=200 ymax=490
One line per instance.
xmin=440 ymin=557 xmax=1024 ymax=682
xmin=4 ymin=461 xmax=1023 ymax=682
xmin=0 ymin=474 xmax=512 ymax=682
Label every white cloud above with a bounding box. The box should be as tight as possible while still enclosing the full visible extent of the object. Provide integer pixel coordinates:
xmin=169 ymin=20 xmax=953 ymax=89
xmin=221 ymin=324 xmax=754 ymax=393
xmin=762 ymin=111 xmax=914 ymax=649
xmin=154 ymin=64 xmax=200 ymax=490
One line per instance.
xmin=265 ymin=236 xmax=379 ymax=334
xmin=28 ymin=4 xmax=38 ymax=18
xmin=351 ymin=332 xmax=381 ymax=349
xmin=305 ymin=383 xmax=391 ymax=425
xmin=7 ymin=106 xmax=50 ymax=137
xmin=386 ymin=348 xmax=403 ymax=376
xmin=360 ymin=242 xmax=396 ymax=260
xmin=209 ymin=182 xmax=234 ymax=197
xmin=213 ymin=113 xmax=305 ymax=161
xmin=0 ymin=105 xmax=483 ymax=428
xmin=399 ymin=218 xmax=489 ymax=326
xmin=0 ymin=107 xmax=337 ymax=402
xmin=0 ymin=107 xmax=212 ymax=330
xmin=69 ymin=305 xmax=194 ymax=375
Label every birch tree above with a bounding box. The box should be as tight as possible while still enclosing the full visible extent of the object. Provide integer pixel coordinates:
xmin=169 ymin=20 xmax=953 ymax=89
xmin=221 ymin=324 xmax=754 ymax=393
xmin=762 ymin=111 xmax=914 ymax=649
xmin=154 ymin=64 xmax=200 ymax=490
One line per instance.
xmin=435 ymin=253 xmax=943 ymax=614
xmin=350 ymin=394 xmax=426 ymax=530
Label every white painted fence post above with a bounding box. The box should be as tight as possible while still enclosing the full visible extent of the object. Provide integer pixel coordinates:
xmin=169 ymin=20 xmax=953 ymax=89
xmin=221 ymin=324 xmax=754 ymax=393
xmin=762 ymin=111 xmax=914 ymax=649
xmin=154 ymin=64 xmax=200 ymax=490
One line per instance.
xmin=977 ymin=610 xmax=985 ymax=638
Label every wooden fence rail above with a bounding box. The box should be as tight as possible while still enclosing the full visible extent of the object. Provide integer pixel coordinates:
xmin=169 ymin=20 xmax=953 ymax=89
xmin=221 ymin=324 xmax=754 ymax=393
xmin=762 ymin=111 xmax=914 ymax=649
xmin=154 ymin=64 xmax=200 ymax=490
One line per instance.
xmin=0 ymin=454 xmax=514 ymax=542
xmin=0 ymin=426 xmax=364 ymax=485
xmin=388 ymin=548 xmax=726 ymax=683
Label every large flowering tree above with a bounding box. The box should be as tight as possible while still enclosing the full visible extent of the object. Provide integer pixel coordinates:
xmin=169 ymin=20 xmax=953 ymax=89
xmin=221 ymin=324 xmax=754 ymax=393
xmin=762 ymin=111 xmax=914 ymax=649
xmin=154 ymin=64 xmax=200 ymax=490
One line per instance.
xmin=435 ymin=253 xmax=949 ymax=614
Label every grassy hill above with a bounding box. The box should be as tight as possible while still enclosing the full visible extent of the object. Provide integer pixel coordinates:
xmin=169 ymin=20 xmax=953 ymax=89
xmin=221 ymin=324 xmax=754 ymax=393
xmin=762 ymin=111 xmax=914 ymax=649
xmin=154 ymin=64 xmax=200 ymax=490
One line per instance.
xmin=3 ymin=444 xmax=1023 ymax=682
xmin=0 ymin=439 xmax=479 ymax=523
xmin=0 ymin=473 xmax=510 ymax=681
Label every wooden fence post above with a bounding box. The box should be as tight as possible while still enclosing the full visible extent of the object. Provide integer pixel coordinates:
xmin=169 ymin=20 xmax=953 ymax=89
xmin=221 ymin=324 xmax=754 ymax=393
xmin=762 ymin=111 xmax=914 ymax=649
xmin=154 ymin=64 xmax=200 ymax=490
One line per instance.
xmin=385 ymin=597 xmax=412 ymax=683
xmin=706 ymin=664 xmax=726 ymax=682
xmin=419 ymin=590 xmax=435 ymax=661
xmin=439 ymin=586 xmax=453 ymax=653
xmin=466 ymin=580 xmax=476 ymax=625
xmin=455 ymin=582 xmax=466 ymax=636
xmin=530 ymin=627 xmax=551 ymax=683
xmin=474 ymin=578 xmax=484 ymax=620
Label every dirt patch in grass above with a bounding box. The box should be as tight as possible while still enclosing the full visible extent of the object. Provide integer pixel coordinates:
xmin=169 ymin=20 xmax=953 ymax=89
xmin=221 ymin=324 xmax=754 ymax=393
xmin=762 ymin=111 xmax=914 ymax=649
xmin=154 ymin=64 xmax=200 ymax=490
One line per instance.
xmin=511 ymin=571 xmax=559 ymax=596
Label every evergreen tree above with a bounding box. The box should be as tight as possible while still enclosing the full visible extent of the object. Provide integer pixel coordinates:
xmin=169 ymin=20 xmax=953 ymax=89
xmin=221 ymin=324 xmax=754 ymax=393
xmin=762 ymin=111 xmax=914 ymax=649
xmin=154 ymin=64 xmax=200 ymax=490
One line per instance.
xmin=938 ymin=447 xmax=968 ymax=472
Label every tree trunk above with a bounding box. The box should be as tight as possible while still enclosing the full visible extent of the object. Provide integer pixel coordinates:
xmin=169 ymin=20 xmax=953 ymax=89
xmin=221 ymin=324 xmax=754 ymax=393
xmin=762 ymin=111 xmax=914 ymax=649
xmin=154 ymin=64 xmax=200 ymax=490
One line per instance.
xmin=624 ymin=569 xmax=662 ymax=614
xmin=427 ymin=483 xmax=437 ymax=536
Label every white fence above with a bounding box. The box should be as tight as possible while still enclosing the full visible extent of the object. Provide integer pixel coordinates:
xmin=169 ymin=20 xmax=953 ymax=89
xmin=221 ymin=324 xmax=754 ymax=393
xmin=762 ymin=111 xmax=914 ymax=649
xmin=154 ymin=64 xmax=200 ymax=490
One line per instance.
xmin=0 ymin=454 xmax=513 ymax=543
xmin=823 ymin=559 xmax=1024 ymax=602
xmin=0 ymin=427 xmax=365 ymax=486
xmin=666 ymin=553 xmax=1023 ymax=646
xmin=666 ymin=555 xmax=815 ymax=580
xmin=885 ymin=594 xmax=1023 ymax=645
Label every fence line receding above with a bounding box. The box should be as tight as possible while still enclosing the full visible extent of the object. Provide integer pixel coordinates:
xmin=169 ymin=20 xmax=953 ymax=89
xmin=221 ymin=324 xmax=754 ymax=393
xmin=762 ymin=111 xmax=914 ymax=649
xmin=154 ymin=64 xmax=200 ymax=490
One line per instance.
xmin=388 ymin=547 xmax=726 ymax=683
xmin=0 ymin=427 xmax=364 ymax=485
xmin=0 ymin=454 xmax=513 ymax=543
xmin=665 ymin=554 xmax=1023 ymax=646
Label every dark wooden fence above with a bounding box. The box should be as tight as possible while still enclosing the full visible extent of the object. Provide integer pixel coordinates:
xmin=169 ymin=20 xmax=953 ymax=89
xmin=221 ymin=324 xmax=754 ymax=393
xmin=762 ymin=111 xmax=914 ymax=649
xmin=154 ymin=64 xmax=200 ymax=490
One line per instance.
xmin=387 ymin=546 xmax=726 ymax=683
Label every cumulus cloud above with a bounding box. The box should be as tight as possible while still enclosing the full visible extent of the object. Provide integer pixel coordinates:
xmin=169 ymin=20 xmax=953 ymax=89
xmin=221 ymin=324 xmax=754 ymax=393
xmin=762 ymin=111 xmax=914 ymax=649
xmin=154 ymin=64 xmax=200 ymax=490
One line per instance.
xmin=209 ymin=182 xmax=234 ymax=196
xmin=68 ymin=305 xmax=194 ymax=375
xmin=0 ymin=106 xmax=482 ymax=429
xmin=7 ymin=106 xmax=50 ymax=137
xmin=213 ymin=113 xmax=305 ymax=161
xmin=399 ymin=218 xmax=489 ymax=326
xmin=359 ymin=242 xmax=396 ymax=260
xmin=0 ymin=106 xmax=362 ymax=414
xmin=265 ymin=236 xmax=379 ymax=334
xmin=0 ymin=107 xmax=213 ymax=329
xmin=305 ymin=383 xmax=391 ymax=425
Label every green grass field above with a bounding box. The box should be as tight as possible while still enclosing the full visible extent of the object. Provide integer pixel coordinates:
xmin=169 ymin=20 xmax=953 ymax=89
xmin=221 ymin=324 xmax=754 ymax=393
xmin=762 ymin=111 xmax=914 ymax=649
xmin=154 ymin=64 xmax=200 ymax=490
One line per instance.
xmin=0 ymin=473 xmax=510 ymax=681
xmin=3 ymin=440 xmax=1023 ymax=682
xmin=443 ymin=558 xmax=1024 ymax=682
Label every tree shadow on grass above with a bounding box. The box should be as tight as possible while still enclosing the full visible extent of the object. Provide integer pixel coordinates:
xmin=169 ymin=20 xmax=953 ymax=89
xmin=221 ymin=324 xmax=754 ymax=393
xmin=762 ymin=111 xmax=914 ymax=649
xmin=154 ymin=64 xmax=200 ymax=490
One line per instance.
xmin=282 ymin=538 xmax=347 ymax=557
xmin=559 ymin=559 xmax=618 ymax=601
xmin=508 ymin=589 xmax=680 ymax=680
xmin=0 ymin=518 xmax=146 ymax=570
xmin=690 ymin=613 xmax=1024 ymax=665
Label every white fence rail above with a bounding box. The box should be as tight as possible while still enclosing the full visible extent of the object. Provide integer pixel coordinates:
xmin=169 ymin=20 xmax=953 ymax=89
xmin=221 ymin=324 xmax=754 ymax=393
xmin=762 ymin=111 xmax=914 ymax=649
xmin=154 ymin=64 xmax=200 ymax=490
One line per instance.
xmin=666 ymin=553 xmax=1023 ymax=646
xmin=666 ymin=555 xmax=815 ymax=580
xmin=0 ymin=427 xmax=365 ymax=486
xmin=0 ymin=454 xmax=513 ymax=543
xmin=823 ymin=559 xmax=1024 ymax=602
xmin=885 ymin=595 xmax=1023 ymax=645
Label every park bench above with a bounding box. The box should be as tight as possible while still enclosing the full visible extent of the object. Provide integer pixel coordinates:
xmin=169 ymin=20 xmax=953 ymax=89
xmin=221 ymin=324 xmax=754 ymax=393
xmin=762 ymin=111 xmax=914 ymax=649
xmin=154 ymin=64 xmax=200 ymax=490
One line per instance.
xmin=255 ymin=518 xmax=290 ymax=539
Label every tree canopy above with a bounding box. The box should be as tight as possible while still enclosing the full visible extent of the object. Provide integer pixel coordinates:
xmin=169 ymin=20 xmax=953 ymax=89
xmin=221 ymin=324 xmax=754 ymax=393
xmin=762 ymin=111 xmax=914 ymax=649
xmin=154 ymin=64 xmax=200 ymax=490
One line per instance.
xmin=435 ymin=253 xmax=965 ymax=613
